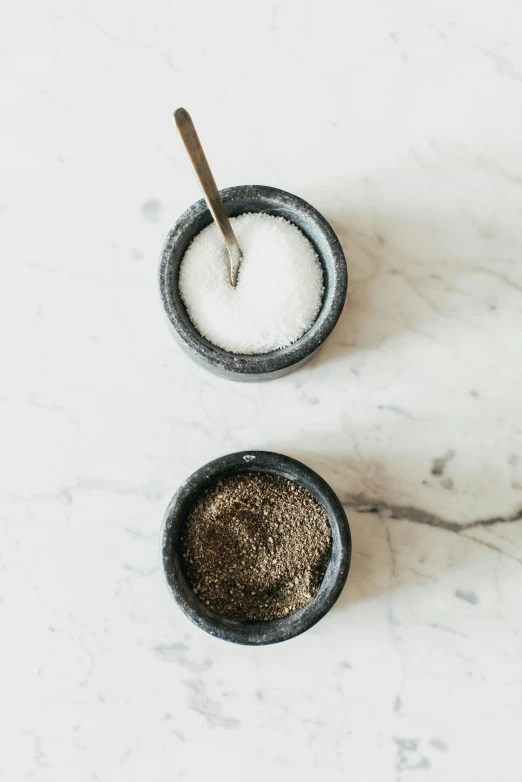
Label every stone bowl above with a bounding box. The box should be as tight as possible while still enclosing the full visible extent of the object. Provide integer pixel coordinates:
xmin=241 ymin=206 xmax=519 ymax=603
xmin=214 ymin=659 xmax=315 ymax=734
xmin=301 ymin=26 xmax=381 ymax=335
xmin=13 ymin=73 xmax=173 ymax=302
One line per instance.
xmin=158 ymin=185 xmax=347 ymax=381
xmin=160 ymin=451 xmax=351 ymax=645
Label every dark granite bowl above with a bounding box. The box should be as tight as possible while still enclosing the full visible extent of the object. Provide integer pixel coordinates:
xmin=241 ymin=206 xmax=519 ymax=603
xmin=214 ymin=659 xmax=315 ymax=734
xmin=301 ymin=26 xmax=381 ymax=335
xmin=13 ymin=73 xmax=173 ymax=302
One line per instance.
xmin=158 ymin=185 xmax=347 ymax=381
xmin=160 ymin=451 xmax=351 ymax=645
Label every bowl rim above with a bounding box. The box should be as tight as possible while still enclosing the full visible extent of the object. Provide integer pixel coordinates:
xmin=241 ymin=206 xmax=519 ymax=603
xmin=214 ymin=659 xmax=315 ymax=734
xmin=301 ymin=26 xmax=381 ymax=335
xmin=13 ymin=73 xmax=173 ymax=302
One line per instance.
xmin=160 ymin=450 xmax=351 ymax=645
xmin=158 ymin=185 xmax=347 ymax=377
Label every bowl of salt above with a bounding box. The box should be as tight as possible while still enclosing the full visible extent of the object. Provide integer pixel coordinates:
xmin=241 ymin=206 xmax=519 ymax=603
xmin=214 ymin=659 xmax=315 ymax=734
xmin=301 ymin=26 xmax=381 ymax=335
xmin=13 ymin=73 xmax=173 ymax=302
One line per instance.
xmin=159 ymin=113 xmax=347 ymax=381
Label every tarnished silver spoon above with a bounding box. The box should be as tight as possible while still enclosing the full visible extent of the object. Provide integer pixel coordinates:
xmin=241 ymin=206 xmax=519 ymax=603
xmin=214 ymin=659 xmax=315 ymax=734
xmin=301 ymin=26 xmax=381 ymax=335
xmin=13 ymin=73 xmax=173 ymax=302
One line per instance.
xmin=174 ymin=108 xmax=242 ymax=287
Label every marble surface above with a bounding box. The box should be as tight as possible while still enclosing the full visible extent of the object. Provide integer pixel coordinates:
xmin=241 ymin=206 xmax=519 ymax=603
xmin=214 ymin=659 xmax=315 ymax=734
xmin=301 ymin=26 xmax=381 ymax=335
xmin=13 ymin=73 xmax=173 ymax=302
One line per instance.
xmin=2 ymin=0 xmax=522 ymax=779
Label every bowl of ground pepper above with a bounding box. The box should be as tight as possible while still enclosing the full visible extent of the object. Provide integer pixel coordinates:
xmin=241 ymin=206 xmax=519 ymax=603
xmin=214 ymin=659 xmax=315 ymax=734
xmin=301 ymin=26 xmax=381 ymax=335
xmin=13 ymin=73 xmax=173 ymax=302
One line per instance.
xmin=158 ymin=185 xmax=347 ymax=381
xmin=160 ymin=451 xmax=351 ymax=645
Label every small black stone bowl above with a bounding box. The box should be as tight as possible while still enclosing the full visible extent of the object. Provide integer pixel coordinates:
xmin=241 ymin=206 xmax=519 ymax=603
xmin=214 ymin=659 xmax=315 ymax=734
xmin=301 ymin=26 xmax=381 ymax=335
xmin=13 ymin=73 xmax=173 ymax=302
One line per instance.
xmin=158 ymin=185 xmax=347 ymax=381
xmin=160 ymin=451 xmax=351 ymax=645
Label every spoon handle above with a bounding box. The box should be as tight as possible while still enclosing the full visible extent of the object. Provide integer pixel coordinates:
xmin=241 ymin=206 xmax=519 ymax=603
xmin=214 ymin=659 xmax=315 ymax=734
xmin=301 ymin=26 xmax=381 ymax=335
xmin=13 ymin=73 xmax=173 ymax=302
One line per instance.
xmin=174 ymin=108 xmax=242 ymax=286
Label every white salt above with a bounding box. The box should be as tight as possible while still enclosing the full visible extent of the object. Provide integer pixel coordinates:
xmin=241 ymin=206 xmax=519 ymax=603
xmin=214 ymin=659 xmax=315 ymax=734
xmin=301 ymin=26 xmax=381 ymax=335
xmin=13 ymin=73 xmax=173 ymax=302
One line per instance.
xmin=179 ymin=213 xmax=324 ymax=354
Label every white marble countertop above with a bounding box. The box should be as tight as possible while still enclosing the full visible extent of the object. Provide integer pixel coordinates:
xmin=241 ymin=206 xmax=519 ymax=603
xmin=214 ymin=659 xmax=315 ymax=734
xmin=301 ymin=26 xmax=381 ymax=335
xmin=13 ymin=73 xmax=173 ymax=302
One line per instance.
xmin=2 ymin=1 xmax=522 ymax=779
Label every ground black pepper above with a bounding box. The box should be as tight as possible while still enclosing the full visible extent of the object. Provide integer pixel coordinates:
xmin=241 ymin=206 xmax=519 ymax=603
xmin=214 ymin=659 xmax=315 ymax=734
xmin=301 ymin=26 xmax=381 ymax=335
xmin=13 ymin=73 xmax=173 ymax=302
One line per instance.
xmin=180 ymin=472 xmax=332 ymax=621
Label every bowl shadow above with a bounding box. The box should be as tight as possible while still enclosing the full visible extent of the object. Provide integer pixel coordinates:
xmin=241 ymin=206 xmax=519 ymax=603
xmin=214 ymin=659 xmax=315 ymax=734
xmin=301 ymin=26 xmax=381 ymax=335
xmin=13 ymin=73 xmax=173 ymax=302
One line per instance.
xmin=306 ymin=208 xmax=464 ymax=371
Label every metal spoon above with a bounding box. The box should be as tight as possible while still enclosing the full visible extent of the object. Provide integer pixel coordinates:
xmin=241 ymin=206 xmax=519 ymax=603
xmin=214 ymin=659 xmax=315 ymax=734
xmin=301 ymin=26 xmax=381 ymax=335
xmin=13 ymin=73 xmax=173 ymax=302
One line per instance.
xmin=174 ymin=108 xmax=242 ymax=287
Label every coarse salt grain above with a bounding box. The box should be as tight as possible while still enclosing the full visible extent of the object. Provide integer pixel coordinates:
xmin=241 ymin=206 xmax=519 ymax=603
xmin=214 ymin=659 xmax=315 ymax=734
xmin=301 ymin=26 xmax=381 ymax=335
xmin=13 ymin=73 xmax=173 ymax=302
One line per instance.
xmin=178 ymin=212 xmax=324 ymax=354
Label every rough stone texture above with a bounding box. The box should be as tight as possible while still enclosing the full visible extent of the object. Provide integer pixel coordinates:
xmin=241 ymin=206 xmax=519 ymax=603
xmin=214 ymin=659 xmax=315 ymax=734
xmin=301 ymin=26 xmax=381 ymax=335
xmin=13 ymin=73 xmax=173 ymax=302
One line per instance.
xmin=160 ymin=451 xmax=352 ymax=645
xmin=158 ymin=185 xmax=348 ymax=381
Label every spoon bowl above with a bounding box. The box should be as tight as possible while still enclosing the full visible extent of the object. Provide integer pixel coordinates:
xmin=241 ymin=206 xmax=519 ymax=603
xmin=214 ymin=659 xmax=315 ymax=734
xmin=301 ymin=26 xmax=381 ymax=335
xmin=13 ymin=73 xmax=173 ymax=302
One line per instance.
xmin=159 ymin=185 xmax=347 ymax=381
